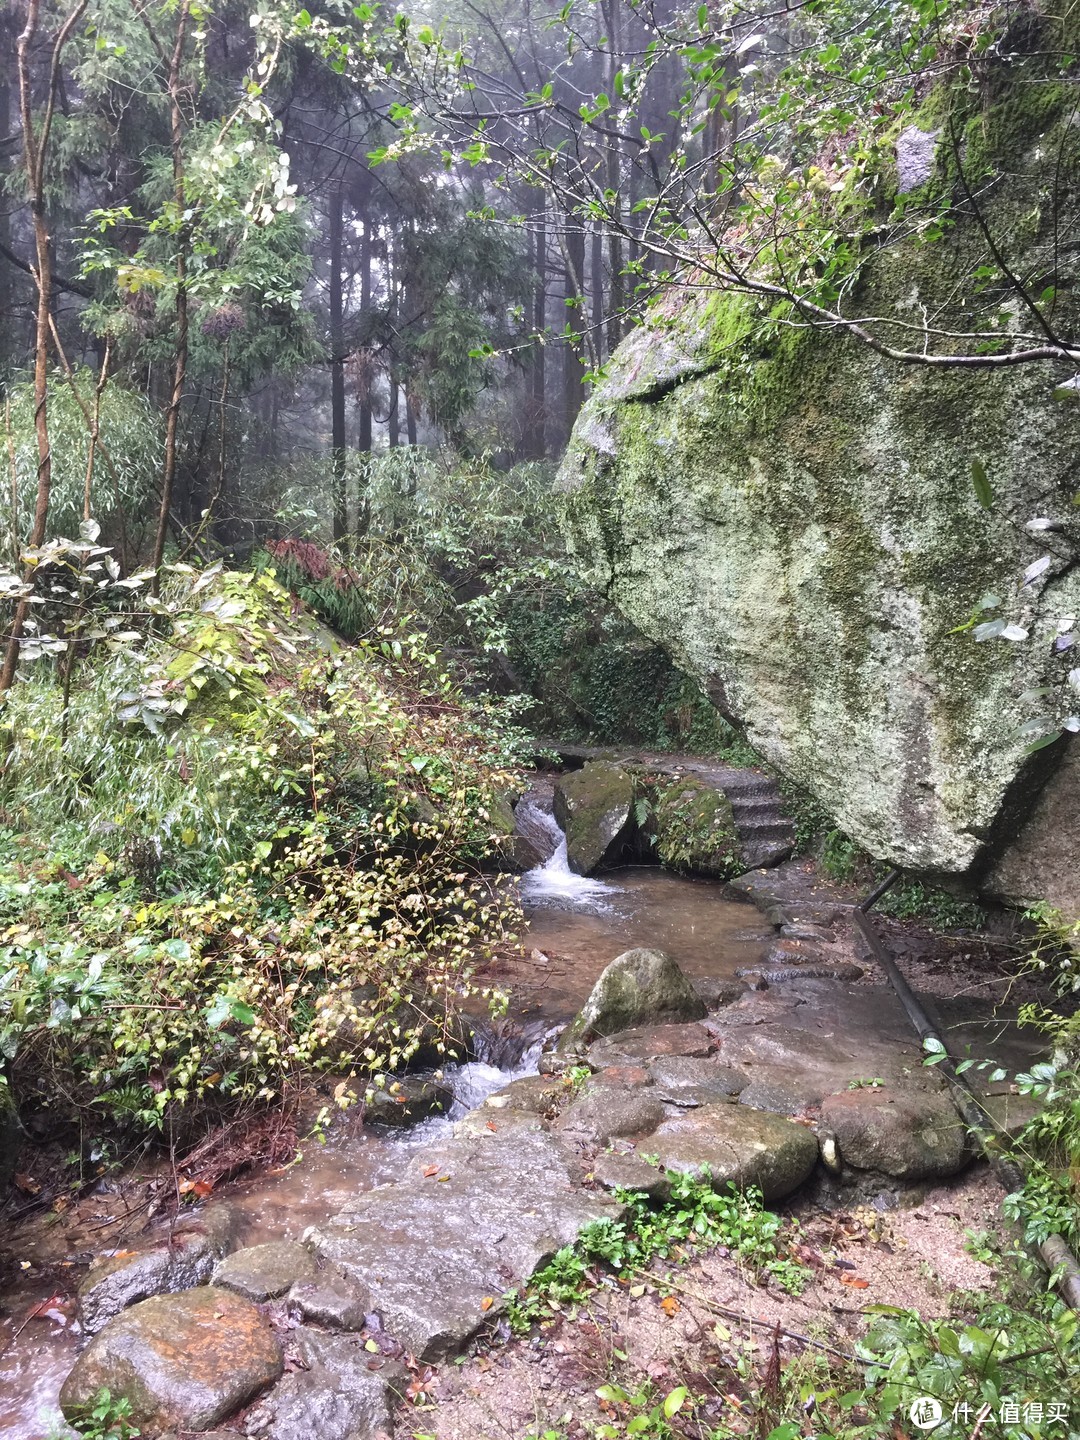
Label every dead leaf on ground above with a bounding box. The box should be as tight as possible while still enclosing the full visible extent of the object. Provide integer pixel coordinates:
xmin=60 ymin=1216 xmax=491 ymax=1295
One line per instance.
xmin=422 ymin=1165 xmax=438 ymax=1178
xmin=660 ymin=1295 xmax=679 ymax=1317
xmin=840 ymin=1273 xmax=870 ymax=1289
xmin=480 ymin=1296 xmax=494 ymax=1311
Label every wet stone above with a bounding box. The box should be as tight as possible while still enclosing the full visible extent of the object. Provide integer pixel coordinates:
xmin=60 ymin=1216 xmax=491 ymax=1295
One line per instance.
xmin=692 ymin=977 xmax=747 ymax=1010
xmin=648 ymin=1055 xmax=748 ymax=1104
xmin=455 ymin=1106 xmax=548 ymax=1137
xmin=288 ymin=1268 xmax=371 ymax=1331
xmin=213 ymin=1241 xmax=317 ymax=1302
xmin=244 ymin=1328 xmax=403 ymax=1440
xmin=305 ymin=1129 xmax=622 ymax=1362
xmin=60 ymin=1285 xmax=283 ymax=1433
xmin=821 ymin=1088 xmax=970 ymax=1180
xmin=737 ymin=1072 xmax=823 ymax=1116
xmin=484 ymin=1073 xmax=566 ymax=1115
xmin=588 ymin=1021 xmax=717 ymax=1067
xmin=78 ymin=1202 xmax=244 ymax=1335
xmin=554 ymin=1087 xmax=667 ymax=1145
xmin=590 ymin=1151 xmax=671 ymax=1199
xmin=647 ymin=1102 xmax=819 ymax=1201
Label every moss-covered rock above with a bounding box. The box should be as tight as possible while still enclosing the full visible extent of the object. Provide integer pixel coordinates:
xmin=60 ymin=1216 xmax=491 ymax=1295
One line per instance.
xmin=652 ymin=776 xmax=742 ymax=878
xmin=553 ymin=760 xmax=635 ymax=874
xmin=559 ymin=33 xmax=1080 ymax=905
xmin=558 ymin=948 xmax=708 ymax=1051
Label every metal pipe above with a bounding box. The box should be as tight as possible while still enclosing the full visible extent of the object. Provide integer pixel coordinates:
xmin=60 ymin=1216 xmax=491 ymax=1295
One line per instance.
xmin=855 ymin=871 xmax=1080 ymax=1311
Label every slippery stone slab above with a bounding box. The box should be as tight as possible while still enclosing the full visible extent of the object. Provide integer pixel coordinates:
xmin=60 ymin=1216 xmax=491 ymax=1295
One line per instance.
xmin=305 ymin=1130 xmax=622 ymax=1362
xmin=60 ymin=1286 xmax=283 ymax=1432
xmin=213 ymin=1241 xmax=317 ymax=1302
xmin=820 ymin=1087 xmax=970 ymax=1180
xmin=647 ymin=1102 xmax=819 ymax=1201
xmin=77 ymin=1203 xmax=244 ymax=1335
xmin=590 ymin=1150 xmax=671 ymax=1199
xmin=244 ymin=1329 xmax=402 ymax=1440
xmin=588 ymin=1021 xmax=717 ymax=1067
xmin=648 ymin=1055 xmax=748 ymax=1103
xmin=555 ymin=1087 xmax=667 ymax=1144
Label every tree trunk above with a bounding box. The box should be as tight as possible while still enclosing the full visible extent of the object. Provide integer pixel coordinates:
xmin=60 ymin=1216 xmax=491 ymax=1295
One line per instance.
xmin=358 ymin=213 xmax=372 ymax=456
xmin=591 ymin=218 xmax=605 ymax=369
xmin=562 ymin=214 xmax=587 ymax=439
xmin=601 ymin=0 xmax=624 ymax=353
xmin=528 ymin=204 xmax=547 ymax=458
xmin=149 ymin=0 xmax=192 ymax=586
xmin=329 ymin=180 xmax=347 ymax=541
xmin=1 ymin=0 xmax=86 ymax=691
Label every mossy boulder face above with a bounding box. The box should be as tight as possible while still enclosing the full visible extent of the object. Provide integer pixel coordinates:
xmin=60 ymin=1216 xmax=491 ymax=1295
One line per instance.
xmin=558 ymin=948 xmax=708 ymax=1051
xmin=652 ymin=775 xmax=742 ymax=878
xmin=553 ymin=760 xmax=635 ymax=874
xmin=559 ymin=58 xmax=1080 ymax=907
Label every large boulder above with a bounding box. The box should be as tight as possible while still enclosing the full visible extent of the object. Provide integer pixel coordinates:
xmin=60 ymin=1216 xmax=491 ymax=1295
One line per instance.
xmin=557 ymin=65 xmax=1080 ymax=910
xmin=60 ymin=1286 xmax=282 ymax=1432
xmin=558 ymin=949 xmax=708 ymax=1050
xmin=646 ymin=1103 xmax=820 ymax=1201
xmin=651 ymin=776 xmax=743 ymax=878
xmin=820 ymin=1087 xmax=970 ymax=1180
xmin=553 ymin=760 xmax=635 ymax=874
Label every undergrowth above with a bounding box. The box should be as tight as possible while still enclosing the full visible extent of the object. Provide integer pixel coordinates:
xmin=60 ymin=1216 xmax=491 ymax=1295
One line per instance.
xmin=0 ymin=556 xmax=520 ymax=1149
xmin=505 ymin=1170 xmax=810 ymax=1339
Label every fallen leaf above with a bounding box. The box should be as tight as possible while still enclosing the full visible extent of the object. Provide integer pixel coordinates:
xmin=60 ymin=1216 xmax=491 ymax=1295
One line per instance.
xmin=840 ymin=1273 xmax=870 ymax=1289
xmin=480 ymin=1296 xmax=494 ymax=1311
xmin=485 ymin=1121 xmax=498 ymax=1132
xmin=660 ymin=1295 xmax=679 ymax=1317
xmin=13 ymin=1172 xmax=41 ymax=1195
xmin=629 ymin=1284 xmax=645 ymax=1298
xmin=422 ymin=1165 xmax=438 ymax=1178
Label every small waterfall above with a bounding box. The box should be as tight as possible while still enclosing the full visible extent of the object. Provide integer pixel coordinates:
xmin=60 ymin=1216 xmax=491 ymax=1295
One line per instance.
xmin=516 ymin=796 xmax=619 ymax=911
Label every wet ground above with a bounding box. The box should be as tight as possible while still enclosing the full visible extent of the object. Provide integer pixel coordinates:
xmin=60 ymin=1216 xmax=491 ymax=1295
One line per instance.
xmin=0 ymin=840 xmax=1045 ymax=1439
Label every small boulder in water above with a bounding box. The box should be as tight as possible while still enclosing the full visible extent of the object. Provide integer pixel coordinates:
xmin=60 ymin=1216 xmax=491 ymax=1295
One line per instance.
xmin=558 ymin=948 xmax=707 ymax=1051
xmin=553 ymin=761 xmax=635 ymax=874
xmin=60 ymin=1285 xmax=282 ymax=1432
xmin=364 ymin=1073 xmax=453 ymax=1127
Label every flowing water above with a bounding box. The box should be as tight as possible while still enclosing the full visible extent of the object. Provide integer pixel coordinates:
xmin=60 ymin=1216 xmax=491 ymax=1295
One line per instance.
xmin=0 ymin=801 xmax=771 ymax=1438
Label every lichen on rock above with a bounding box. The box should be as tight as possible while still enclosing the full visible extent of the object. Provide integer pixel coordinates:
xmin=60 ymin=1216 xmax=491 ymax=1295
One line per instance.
xmin=558 ymin=52 xmax=1080 ymax=906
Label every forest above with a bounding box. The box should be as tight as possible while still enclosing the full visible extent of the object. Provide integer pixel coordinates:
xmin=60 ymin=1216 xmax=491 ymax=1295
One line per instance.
xmin=1 ymin=0 xmax=1080 ymax=1437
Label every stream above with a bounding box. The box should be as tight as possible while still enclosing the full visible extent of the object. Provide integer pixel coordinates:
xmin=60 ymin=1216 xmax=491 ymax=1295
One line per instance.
xmin=0 ymin=804 xmax=772 ymax=1438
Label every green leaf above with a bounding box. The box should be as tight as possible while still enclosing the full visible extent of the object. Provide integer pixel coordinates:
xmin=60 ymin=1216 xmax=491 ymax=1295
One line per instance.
xmin=664 ymin=1386 xmax=688 ymax=1419
xmin=971 ymin=458 xmax=992 ymax=510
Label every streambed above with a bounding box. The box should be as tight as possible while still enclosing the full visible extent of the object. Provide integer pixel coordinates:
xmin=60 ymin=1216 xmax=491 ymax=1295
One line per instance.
xmin=0 ymin=823 xmax=773 ymax=1438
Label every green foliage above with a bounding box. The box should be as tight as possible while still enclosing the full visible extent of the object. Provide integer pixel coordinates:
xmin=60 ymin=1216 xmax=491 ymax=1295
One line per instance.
xmin=0 ymin=559 xmax=520 ymax=1136
xmin=65 ymin=1388 xmax=140 ymax=1440
xmin=1 ymin=372 xmax=160 ymax=556
xmin=505 ymin=1173 xmax=808 ymax=1336
xmin=263 ymin=449 xmax=735 ymax=751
